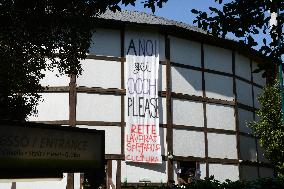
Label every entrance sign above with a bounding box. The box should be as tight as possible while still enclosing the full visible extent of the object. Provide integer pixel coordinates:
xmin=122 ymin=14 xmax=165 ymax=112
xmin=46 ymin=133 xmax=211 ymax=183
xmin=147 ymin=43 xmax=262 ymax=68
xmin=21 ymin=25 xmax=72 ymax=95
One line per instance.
xmin=0 ymin=121 xmax=104 ymax=171
xmin=125 ymin=31 xmax=162 ymax=163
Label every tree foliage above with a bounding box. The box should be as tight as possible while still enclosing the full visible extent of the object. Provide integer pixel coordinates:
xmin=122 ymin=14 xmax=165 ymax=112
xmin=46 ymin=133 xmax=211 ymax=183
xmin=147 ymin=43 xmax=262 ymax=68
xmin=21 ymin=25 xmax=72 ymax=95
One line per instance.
xmin=0 ymin=0 xmax=168 ymax=120
xmin=192 ymin=0 xmax=283 ymax=75
xmin=249 ymin=81 xmax=284 ymax=177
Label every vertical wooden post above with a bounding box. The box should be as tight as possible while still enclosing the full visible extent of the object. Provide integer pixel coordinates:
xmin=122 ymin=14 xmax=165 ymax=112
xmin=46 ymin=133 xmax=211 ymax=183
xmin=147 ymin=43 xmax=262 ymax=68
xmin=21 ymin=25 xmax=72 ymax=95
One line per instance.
xmin=116 ymin=160 xmax=122 ymax=189
xmin=201 ymin=43 xmax=209 ymax=177
xmin=11 ymin=182 xmax=16 ymax=189
xmin=165 ymin=35 xmax=173 ymax=183
xmin=107 ymin=160 xmax=112 ymax=189
xmin=67 ymin=73 xmax=77 ymax=189
xmin=250 ymin=60 xmax=260 ymax=178
xmin=118 ymin=25 xmax=125 ymax=189
xmin=232 ymin=51 xmax=241 ymax=179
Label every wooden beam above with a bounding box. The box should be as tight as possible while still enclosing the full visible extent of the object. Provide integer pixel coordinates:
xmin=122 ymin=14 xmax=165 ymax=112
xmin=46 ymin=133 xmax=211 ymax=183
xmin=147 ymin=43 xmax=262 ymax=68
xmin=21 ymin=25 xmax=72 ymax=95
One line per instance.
xmin=201 ymin=43 xmax=209 ymax=178
xmin=165 ymin=34 xmax=174 ymax=183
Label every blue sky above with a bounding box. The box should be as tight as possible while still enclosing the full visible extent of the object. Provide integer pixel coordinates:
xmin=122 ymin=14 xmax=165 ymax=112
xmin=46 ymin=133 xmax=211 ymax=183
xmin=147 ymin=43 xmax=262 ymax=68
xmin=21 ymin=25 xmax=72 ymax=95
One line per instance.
xmin=121 ymin=0 xmax=272 ymax=52
xmin=121 ymin=0 xmax=224 ymax=26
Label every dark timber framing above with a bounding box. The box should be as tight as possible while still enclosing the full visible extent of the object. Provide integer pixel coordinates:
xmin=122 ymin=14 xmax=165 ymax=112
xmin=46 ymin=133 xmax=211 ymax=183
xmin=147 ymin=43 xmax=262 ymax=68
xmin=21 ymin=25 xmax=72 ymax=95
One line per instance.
xmin=165 ymin=34 xmax=174 ymax=182
xmin=232 ymin=51 xmax=241 ymax=178
xmin=34 ymin=25 xmax=273 ymax=188
xmin=67 ymin=74 xmax=76 ymax=189
xmin=201 ymin=43 xmax=209 ymax=177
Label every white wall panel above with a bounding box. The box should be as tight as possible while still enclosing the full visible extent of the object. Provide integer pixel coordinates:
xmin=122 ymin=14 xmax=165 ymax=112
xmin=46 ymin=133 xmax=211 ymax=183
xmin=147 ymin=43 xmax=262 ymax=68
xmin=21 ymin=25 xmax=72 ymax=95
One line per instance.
xmin=28 ymin=93 xmax=69 ymax=121
xmin=89 ymin=28 xmax=121 ymax=57
xmin=159 ymin=34 xmax=166 ymax=61
xmin=160 ymin=128 xmax=167 ymax=156
xmin=240 ymin=136 xmax=257 ymax=161
xmin=205 ymin=73 xmax=234 ymax=101
xmin=15 ymin=174 xmax=67 ymax=189
xmin=204 ymin=45 xmax=232 ymax=73
xmin=77 ymin=94 xmax=121 ymax=122
xmin=238 ymin=108 xmax=254 ymax=133
xmin=208 ymin=133 xmax=237 ymax=159
xmin=77 ymin=125 xmax=121 ymax=154
xmin=40 ymin=61 xmax=69 ymax=87
xmin=253 ymin=86 xmax=262 ymax=109
xmin=240 ymin=166 xmax=258 ymax=180
xmin=77 ymin=59 xmax=121 ymax=88
xmin=0 ymin=183 xmax=12 ymax=189
xmin=235 ymin=53 xmax=251 ymax=80
xmin=236 ymin=79 xmax=253 ymax=107
xmin=121 ymin=161 xmax=167 ymax=183
xmin=158 ymin=64 xmax=167 ymax=92
xmin=158 ymin=97 xmax=167 ymax=124
xmin=207 ymin=104 xmax=235 ymax=130
xmin=257 ymin=141 xmax=269 ymax=163
xmin=259 ymin=167 xmax=274 ymax=178
xmin=172 ymin=99 xmax=204 ymax=127
xmin=173 ymin=130 xmax=205 ymax=157
xmin=74 ymin=173 xmax=81 ymax=189
xmin=199 ymin=163 xmax=206 ymax=179
xmin=252 ymin=61 xmax=266 ymax=86
xmin=171 ymin=67 xmax=202 ymax=96
xmin=170 ymin=36 xmax=201 ymax=67
xmin=209 ymin=164 xmax=239 ymax=181
xmin=112 ymin=160 xmax=117 ymax=187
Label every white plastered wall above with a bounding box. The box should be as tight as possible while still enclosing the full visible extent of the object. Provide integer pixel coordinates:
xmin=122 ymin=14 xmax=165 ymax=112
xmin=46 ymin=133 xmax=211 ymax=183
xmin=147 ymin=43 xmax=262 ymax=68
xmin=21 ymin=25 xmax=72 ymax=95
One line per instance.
xmin=206 ymin=104 xmax=235 ymax=130
xmin=172 ymin=99 xmax=204 ymax=127
xmin=240 ymin=136 xmax=257 ymax=162
xmin=207 ymin=133 xmax=237 ymax=159
xmin=235 ymin=53 xmax=251 ymax=81
xmin=209 ymin=164 xmax=239 ymax=181
xmin=236 ymin=79 xmax=253 ymax=107
xmin=111 ymin=160 xmax=118 ymax=187
xmin=159 ymin=64 xmax=167 ymax=92
xmin=121 ymin=161 xmax=167 ymax=183
xmin=77 ymin=94 xmax=121 ymax=122
xmin=238 ymin=108 xmax=254 ymax=134
xmin=204 ymin=44 xmax=232 ymax=73
xmin=89 ymin=28 xmax=121 ymax=57
xmin=171 ymin=67 xmax=202 ymax=96
xmin=77 ymin=125 xmax=121 ymax=154
xmin=259 ymin=167 xmax=274 ymax=178
xmin=257 ymin=141 xmax=269 ymax=163
xmin=253 ymin=86 xmax=263 ymax=109
xmin=240 ymin=166 xmax=258 ymax=180
xmin=39 ymin=60 xmax=70 ymax=87
xmin=77 ymin=59 xmax=121 ymax=88
xmin=173 ymin=130 xmax=205 ymax=157
xmin=11 ymin=174 xmax=67 ymax=189
xmin=170 ymin=36 xmax=201 ymax=67
xmin=205 ymin=73 xmax=233 ymax=101
xmin=159 ymin=34 xmax=166 ymax=61
xmin=252 ymin=61 xmax=266 ymax=86
xmin=28 ymin=93 xmax=69 ymax=121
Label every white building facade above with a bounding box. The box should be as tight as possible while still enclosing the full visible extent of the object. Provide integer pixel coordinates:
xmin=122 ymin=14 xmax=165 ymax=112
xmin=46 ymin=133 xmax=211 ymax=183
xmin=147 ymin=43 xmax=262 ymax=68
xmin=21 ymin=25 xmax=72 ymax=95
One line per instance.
xmin=1 ymin=10 xmax=274 ymax=189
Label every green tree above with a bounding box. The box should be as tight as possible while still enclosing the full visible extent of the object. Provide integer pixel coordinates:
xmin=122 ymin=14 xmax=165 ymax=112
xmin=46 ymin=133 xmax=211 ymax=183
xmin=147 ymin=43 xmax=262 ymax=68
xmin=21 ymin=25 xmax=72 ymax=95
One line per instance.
xmin=192 ymin=0 xmax=283 ymax=176
xmin=249 ymin=81 xmax=284 ymax=177
xmin=0 ymin=0 xmax=168 ymax=120
xmin=192 ymin=0 xmax=283 ymax=74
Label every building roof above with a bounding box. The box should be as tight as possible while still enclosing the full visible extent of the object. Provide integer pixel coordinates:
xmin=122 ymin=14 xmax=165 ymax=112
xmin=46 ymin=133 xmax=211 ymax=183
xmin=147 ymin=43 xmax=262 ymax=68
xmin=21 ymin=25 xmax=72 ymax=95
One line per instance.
xmin=95 ymin=10 xmax=269 ymax=65
xmin=98 ymin=9 xmax=207 ymax=34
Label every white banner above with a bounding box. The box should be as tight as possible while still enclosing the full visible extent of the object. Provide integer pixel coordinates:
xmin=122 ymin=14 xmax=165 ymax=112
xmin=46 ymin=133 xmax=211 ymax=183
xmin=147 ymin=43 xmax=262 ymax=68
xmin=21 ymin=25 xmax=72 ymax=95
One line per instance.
xmin=125 ymin=31 xmax=162 ymax=163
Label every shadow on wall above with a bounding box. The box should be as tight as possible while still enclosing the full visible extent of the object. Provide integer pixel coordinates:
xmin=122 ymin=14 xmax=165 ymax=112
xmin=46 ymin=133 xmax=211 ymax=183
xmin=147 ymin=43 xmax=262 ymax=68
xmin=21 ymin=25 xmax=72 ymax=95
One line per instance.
xmin=126 ymin=160 xmax=167 ymax=173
